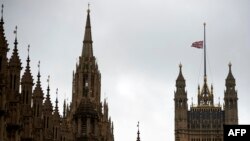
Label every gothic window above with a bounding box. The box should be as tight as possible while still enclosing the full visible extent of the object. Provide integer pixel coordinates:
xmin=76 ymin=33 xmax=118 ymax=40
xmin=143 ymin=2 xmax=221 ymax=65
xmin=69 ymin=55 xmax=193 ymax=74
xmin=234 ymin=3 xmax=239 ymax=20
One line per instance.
xmin=10 ymin=74 xmax=13 ymax=88
xmin=81 ymin=118 xmax=87 ymax=135
xmin=22 ymin=90 xmax=25 ymax=103
xmin=83 ymin=74 xmax=88 ymax=87
xmin=229 ymin=100 xmax=232 ymax=109
xmin=43 ymin=116 xmax=45 ymax=128
xmin=180 ymin=100 xmax=182 ymax=107
xmin=91 ymin=119 xmax=95 ymax=133
xmin=14 ymin=75 xmax=16 ymax=89
xmin=53 ymin=127 xmax=55 ymax=138
xmin=56 ymin=127 xmax=58 ymax=139
xmin=85 ymin=64 xmax=89 ymax=69
xmin=26 ymin=91 xmax=29 ymax=104
xmin=47 ymin=117 xmax=49 ymax=128
xmin=0 ymin=56 xmax=2 ymax=71
xmin=37 ymin=104 xmax=40 ymax=117
xmin=91 ymin=76 xmax=95 ymax=97
xmin=84 ymin=88 xmax=88 ymax=97
xmin=33 ymin=104 xmax=36 ymax=116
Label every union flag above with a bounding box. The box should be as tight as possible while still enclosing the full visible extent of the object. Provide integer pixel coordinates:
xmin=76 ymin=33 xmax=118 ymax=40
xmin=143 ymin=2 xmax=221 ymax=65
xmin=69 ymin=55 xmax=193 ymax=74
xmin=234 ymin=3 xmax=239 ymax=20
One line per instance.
xmin=191 ymin=41 xmax=203 ymax=49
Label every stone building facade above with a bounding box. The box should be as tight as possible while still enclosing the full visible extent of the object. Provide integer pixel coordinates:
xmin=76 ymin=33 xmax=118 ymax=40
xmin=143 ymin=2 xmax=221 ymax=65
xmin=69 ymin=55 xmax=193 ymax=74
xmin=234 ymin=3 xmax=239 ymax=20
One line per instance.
xmin=174 ymin=64 xmax=238 ymax=141
xmin=0 ymin=6 xmax=114 ymax=141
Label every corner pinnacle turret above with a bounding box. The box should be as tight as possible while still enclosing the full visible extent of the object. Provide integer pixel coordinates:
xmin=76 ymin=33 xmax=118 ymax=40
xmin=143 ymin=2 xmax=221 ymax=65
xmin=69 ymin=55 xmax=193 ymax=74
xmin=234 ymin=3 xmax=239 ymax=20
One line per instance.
xmin=0 ymin=4 xmax=8 ymax=52
xmin=176 ymin=63 xmax=185 ymax=88
xmin=21 ymin=45 xmax=33 ymax=84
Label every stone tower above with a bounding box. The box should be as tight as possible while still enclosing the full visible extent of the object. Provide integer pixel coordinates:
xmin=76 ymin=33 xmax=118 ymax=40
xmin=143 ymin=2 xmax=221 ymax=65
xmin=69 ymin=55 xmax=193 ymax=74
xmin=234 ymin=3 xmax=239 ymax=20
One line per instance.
xmin=174 ymin=63 xmax=238 ymax=141
xmin=224 ymin=63 xmax=238 ymax=125
xmin=32 ymin=65 xmax=44 ymax=141
xmin=20 ymin=45 xmax=34 ymax=141
xmin=43 ymin=77 xmax=54 ymax=140
xmin=174 ymin=64 xmax=188 ymax=141
xmin=6 ymin=26 xmax=22 ymax=141
xmin=0 ymin=4 xmax=9 ymax=141
xmin=69 ymin=6 xmax=114 ymax=141
xmin=0 ymin=4 xmax=115 ymax=141
xmin=52 ymin=89 xmax=61 ymax=141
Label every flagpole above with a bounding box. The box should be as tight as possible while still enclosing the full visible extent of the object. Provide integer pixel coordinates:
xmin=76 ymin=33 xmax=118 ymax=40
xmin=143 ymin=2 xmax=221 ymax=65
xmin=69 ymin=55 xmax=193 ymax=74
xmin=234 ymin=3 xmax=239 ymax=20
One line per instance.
xmin=203 ymin=22 xmax=206 ymax=78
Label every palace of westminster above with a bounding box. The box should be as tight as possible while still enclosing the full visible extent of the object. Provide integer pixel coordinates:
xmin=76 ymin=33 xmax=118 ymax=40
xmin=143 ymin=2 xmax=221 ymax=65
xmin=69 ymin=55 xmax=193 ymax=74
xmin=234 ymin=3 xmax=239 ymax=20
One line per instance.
xmin=0 ymin=4 xmax=238 ymax=141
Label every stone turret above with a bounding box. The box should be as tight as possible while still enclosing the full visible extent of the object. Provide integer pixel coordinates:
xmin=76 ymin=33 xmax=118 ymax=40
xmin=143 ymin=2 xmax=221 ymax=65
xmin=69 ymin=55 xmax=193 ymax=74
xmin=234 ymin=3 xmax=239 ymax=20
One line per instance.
xmin=224 ymin=62 xmax=238 ymax=125
xmin=174 ymin=64 xmax=188 ymax=141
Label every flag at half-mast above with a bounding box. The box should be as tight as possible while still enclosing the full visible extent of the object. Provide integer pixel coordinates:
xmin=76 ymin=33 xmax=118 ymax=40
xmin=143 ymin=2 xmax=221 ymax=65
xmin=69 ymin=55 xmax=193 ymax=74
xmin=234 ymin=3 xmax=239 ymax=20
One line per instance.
xmin=191 ymin=40 xmax=203 ymax=49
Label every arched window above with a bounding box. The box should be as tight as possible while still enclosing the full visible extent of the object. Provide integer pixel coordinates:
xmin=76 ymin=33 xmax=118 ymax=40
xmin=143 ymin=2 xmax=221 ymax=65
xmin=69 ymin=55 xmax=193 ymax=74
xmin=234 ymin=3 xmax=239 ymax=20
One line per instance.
xmin=81 ymin=118 xmax=87 ymax=135
xmin=26 ymin=90 xmax=29 ymax=104
xmin=0 ymin=56 xmax=2 ymax=71
xmin=14 ymin=75 xmax=16 ymax=89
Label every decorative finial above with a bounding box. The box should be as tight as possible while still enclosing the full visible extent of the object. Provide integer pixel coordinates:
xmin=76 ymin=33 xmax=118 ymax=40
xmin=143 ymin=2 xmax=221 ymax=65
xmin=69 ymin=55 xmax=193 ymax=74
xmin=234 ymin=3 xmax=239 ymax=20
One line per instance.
xmin=229 ymin=62 xmax=232 ymax=68
xmin=56 ymin=88 xmax=58 ymax=101
xmin=137 ymin=121 xmax=140 ymax=141
xmin=38 ymin=61 xmax=40 ymax=72
xmin=14 ymin=26 xmax=18 ymax=39
xmin=26 ymin=45 xmax=31 ymax=65
xmin=87 ymin=3 xmax=90 ymax=13
xmin=1 ymin=4 xmax=3 ymax=21
xmin=137 ymin=121 xmax=140 ymax=131
xmin=179 ymin=63 xmax=182 ymax=69
xmin=47 ymin=75 xmax=50 ymax=86
xmin=203 ymin=22 xmax=206 ymax=26
xmin=28 ymin=44 xmax=30 ymax=55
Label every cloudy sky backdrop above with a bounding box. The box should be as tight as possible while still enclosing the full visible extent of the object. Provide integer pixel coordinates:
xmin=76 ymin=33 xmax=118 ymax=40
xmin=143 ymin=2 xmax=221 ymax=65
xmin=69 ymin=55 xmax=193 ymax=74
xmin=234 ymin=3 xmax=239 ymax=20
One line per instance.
xmin=2 ymin=0 xmax=250 ymax=141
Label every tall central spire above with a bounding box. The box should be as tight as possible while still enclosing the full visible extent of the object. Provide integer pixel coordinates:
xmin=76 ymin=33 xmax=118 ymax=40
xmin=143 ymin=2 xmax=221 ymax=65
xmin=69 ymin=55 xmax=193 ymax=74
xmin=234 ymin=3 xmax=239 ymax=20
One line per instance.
xmin=81 ymin=5 xmax=93 ymax=58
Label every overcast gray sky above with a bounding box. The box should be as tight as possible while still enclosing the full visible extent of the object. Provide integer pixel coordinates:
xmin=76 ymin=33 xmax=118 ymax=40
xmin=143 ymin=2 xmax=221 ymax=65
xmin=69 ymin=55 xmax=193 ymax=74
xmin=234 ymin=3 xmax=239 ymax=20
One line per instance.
xmin=2 ymin=0 xmax=250 ymax=141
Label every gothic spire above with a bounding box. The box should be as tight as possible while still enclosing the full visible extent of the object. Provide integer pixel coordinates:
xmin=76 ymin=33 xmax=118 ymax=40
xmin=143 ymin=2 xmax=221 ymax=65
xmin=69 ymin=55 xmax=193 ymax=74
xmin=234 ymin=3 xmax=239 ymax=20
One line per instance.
xmin=198 ymin=75 xmax=213 ymax=106
xmin=55 ymin=88 xmax=59 ymax=110
xmin=224 ymin=62 xmax=238 ymax=124
xmin=176 ymin=63 xmax=185 ymax=81
xmin=1 ymin=4 xmax=3 ymax=22
xmin=176 ymin=63 xmax=185 ymax=88
xmin=63 ymin=99 xmax=66 ymax=118
xmin=9 ymin=26 xmax=22 ymax=68
xmin=136 ymin=122 xmax=141 ymax=141
xmin=0 ymin=4 xmax=8 ymax=51
xmin=81 ymin=5 xmax=93 ymax=58
xmin=21 ymin=45 xmax=33 ymax=83
xmin=54 ymin=88 xmax=60 ymax=118
xmin=36 ymin=61 xmax=41 ymax=86
xmin=44 ymin=75 xmax=53 ymax=112
xmin=33 ymin=61 xmax=44 ymax=98
xmin=226 ymin=62 xmax=235 ymax=87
